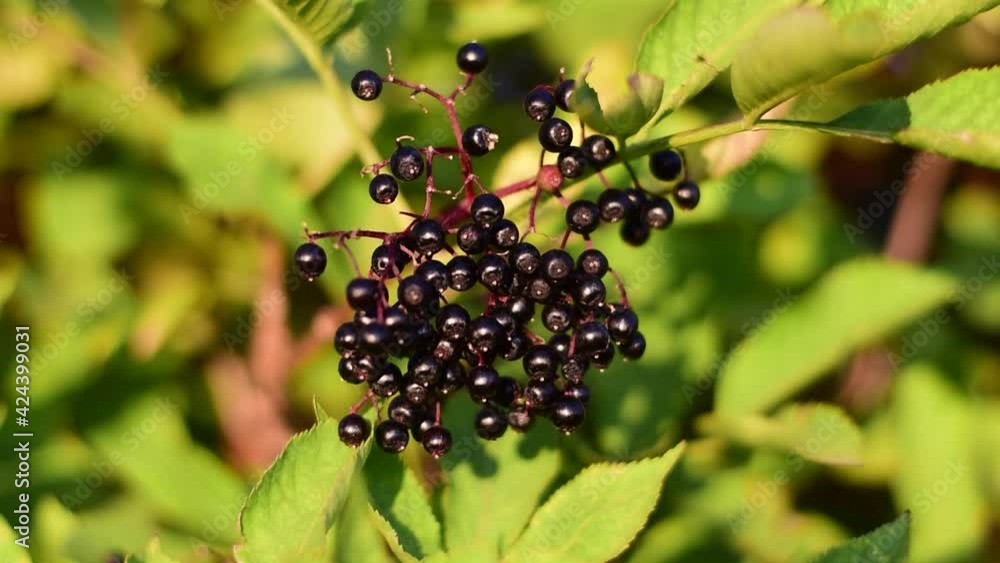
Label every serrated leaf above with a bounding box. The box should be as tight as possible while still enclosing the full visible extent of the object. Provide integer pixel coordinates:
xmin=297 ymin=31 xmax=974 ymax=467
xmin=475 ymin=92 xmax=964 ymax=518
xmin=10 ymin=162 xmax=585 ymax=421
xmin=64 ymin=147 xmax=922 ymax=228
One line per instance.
xmin=257 ymin=0 xmax=364 ymax=51
xmin=809 ymin=512 xmax=910 ymax=563
xmin=364 ymin=450 xmax=442 ymax=559
xmin=441 ymin=398 xmax=560 ymax=558
xmin=332 ymin=479 xmax=393 ymax=563
xmin=573 ymin=61 xmax=663 ymax=138
xmin=368 ymin=508 xmax=419 ymax=563
xmin=715 ymin=258 xmax=956 ymax=416
xmin=237 ymin=417 xmax=372 ymax=563
xmin=825 ymin=67 xmax=1000 ymax=169
xmin=732 ymin=7 xmax=884 ymax=123
xmin=701 ymin=403 xmax=863 ymax=465
xmin=636 ymin=0 xmax=805 ymax=116
xmin=826 ymin=0 xmax=1000 ymax=59
xmin=502 ymin=443 xmax=686 ymax=563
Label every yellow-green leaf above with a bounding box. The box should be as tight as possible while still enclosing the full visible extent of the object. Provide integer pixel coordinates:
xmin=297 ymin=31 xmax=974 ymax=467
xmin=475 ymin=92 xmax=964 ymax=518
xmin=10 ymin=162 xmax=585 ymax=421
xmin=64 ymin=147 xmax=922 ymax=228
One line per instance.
xmin=573 ymin=61 xmax=663 ymax=138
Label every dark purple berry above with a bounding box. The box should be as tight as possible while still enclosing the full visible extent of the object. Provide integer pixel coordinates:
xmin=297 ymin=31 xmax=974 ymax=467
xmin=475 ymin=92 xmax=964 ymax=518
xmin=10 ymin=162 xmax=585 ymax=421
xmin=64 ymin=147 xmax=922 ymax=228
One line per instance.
xmin=620 ymin=331 xmax=646 ymax=360
xmin=598 ymin=189 xmax=632 ymax=223
xmin=457 ymin=222 xmax=489 ymax=255
xmin=673 ymin=180 xmax=700 ymax=210
xmin=390 ymin=146 xmax=425 ymax=181
xmin=375 ymin=420 xmax=410 ymax=453
xmin=463 ymin=124 xmax=498 ymax=157
xmin=538 ymin=118 xmax=573 ymax=152
xmin=508 ymin=407 xmax=534 ymax=432
xmin=557 ymin=147 xmax=588 ymax=179
xmin=339 ymin=414 xmax=371 ymax=446
xmin=576 ymin=249 xmax=609 ymax=277
xmin=643 ymin=197 xmax=674 ymax=229
xmin=524 ymin=88 xmax=556 ymax=122
xmin=422 ymin=426 xmax=452 ymax=458
xmin=475 ymin=406 xmax=508 ymax=440
xmin=295 ymin=242 xmax=327 ymax=280
xmin=346 ymin=278 xmax=382 ymax=310
xmin=550 ymin=397 xmax=586 ymax=434
xmin=566 ymin=200 xmax=601 ymax=234
xmin=447 ymin=255 xmax=478 ymax=291
xmin=468 ymin=365 xmax=501 ymax=403
xmin=369 ymin=174 xmax=399 ymax=204
xmin=649 ymin=149 xmax=684 ymax=182
xmin=471 ymin=193 xmax=505 ymax=228
xmin=581 ymin=135 xmax=616 ymax=169
xmin=351 ymin=70 xmax=382 ymax=101
xmin=457 ymin=42 xmax=488 ymax=74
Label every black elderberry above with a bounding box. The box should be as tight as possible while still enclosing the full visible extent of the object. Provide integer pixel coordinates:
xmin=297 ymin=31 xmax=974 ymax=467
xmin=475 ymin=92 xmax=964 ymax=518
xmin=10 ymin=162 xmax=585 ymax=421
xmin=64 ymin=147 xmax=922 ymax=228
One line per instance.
xmin=526 ymin=277 xmax=555 ymax=303
xmin=607 ymin=308 xmax=639 ymax=342
xmin=405 ymin=381 xmax=430 ymax=405
xmin=573 ymin=274 xmax=606 ymax=309
xmin=620 ymin=218 xmax=651 ymax=246
xmin=369 ymin=174 xmax=399 ymax=204
xmin=576 ymin=248 xmax=609 ymax=277
xmin=437 ymin=304 xmax=471 ymax=342
xmin=358 ymin=323 xmax=392 ymax=354
xmin=549 ymin=334 xmax=571 ymax=360
xmin=468 ymin=316 xmax=505 ymax=355
xmin=490 ymin=219 xmax=520 ymax=251
xmin=468 ymin=365 xmax=501 ymax=402
xmin=550 ymin=397 xmax=586 ymax=434
xmin=397 ymin=276 xmax=435 ymax=310
xmin=574 ymin=321 xmax=611 ymax=356
xmin=490 ymin=306 xmax=518 ymax=334
xmin=416 ymin=260 xmax=449 ymax=293
xmin=334 ymin=322 xmax=359 ymax=354
xmin=620 ymin=331 xmax=647 ymax=360
xmin=338 ymin=356 xmax=366 ymax=384
xmin=375 ymin=420 xmax=410 ymax=453
xmin=538 ymin=118 xmax=573 ymax=152
xmin=463 ymin=124 xmax=498 ymax=157
xmin=471 ymin=193 xmax=505 ymax=228
xmin=524 ymin=88 xmax=556 ymax=122
xmin=475 ymin=406 xmax=508 ymax=440
xmin=422 ymin=426 xmax=452 ymax=458
xmin=540 ymin=249 xmax=574 ymax=283
xmin=523 ymin=345 xmax=561 ymax=379
xmin=408 ymin=353 xmax=442 ymax=387
xmin=524 ymin=379 xmax=558 ymax=411
xmin=591 ymin=344 xmax=615 ymax=370
xmin=554 ymin=79 xmax=576 ymax=112
xmin=510 ymin=242 xmax=541 ymax=275
xmin=542 ymin=301 xmax=575 ymax=333
xmin=508 ymin=295 xmax=535 ymax=324
xmin=503 ymin=331 xmax=529 ymax=361
xmin=371 ymin=244 xmax=407 ymax=278
xmin=339 ymin=413 xmax=371 ymax=447
xmin=507 ymin=407 xmax=535 ymax=432
xmin=557 ymin=147 xmax=588 ymax=179
xmin=643 ymin=197 xmax=675 ymax=229
xmin=434 ymin=339 xmax=458 ymax=362
xmin=412 ymin=415 xmax=437 ymax=442
xmin=370 ymin=363 xmax=403 ymax=397
xmin=457 ymin=41 xmax=489 ymax=74
xmin=389 ymin=396 xmax=423 ymax=427
xmin=390 ymin=146 xmax=425 ymax=181
xmin=566 ymin=200 xmax=601 ymax=234
xmin=346 ymin=278 xmax=382 ymax=310
xmin=598 ymin=189 xmax=632 ymax=223
xmin=564 ymin=383 xmax=590 ymax=404
xmin=649 ymin=149 xmax=684 ymax=182
xmin=457 ymin=222 xmax=489 ymax=255
xmin=351 ymin=70 xmax=382 ymax=101
xmin=561 ymin=356 xmax=588 ymax=384
xmin=440 ymin=362 xmax=466 ymax=395
xmin=495 ymin=376 xmax=520 ymax=407
xmin=295 ymin=242 xmax=327 ymax=280
xmin=411 ymin=218 xmax=446 ymax=255
xmin=581 ymin=135 xmax=616 ymax=169
xmin=447 ymin=255 xmax=478 ymax=291
xmin=477 ymin=254 xmax=514 ymax=293
xmin=673 ymin=180 xmax=701 ymax=210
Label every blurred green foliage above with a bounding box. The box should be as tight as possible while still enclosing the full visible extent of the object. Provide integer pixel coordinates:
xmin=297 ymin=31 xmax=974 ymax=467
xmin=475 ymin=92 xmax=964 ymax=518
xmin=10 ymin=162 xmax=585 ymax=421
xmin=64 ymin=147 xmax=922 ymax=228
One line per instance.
xmin=0 ymin=1 xmax=998 ymax=562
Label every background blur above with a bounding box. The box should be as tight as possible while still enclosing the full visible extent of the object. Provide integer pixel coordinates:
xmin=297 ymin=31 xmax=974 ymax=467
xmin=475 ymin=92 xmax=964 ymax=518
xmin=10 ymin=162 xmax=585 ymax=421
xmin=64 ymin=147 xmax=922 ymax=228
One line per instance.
xmin=1 ymin=1 xmax=999 ymax=562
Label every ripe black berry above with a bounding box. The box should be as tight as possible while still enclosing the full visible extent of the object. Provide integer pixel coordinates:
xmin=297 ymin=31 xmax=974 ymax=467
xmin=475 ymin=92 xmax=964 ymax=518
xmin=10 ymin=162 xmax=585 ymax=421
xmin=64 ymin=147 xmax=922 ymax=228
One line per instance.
xmin=440 ymin=361 xmax=466 ymax=395
xmin=566 ymin=200 xmax=601 ymax=234
xmin=468 ymin=316 xmax=505 ymax=355
xmin=422 ymin=426 xmax=452 ymax=458
xmin=495 ymin=376 xmax=520 ymax=407
xmin=411 ymin=416 xmax=437 ymax=442
xmin=389 ymin=396 xmax=423 ymax=427
xmin=369 ymin=174 xmax=399 ymax=204
xmin=475 ymin=406 xmax=508 ymax=440
xmin=471 ymin=193 xmax=505 ymax=228
xmin=339 ymin=413 xmax=371 ymax=447
xmin=457 ymin=223 xmax=489 ymax=255
xmin=620 ymin=331 xmax=647 ymax=360
xmin=437 ymin=304 xmax=471 ymax=341
xmin=410 ymin=218 xmax=446 ymax=255
xmin=607 ymin=308 xmax=639 ymax=342
xmin=490 ymin=219 xmax=520 ymax=251
xmin=503 ymin=331 xmax=529 ymax=361
xmin=390 ymin=146 xmax=425 ymax=181
xmin=370 ymin=364 xmax=403 ymax=397
xmin=346 ymin=278 xmax=382 ymax=310
xmin=526 ymin=277 xmax=555 ymax=303
xmin=295 ymin=242 xmax=327 ymax=280
xmin=477 ymin=254 xmax=513 ymax=292
xmin=574 ymin=321 xmax=611 ymax=356
xmin=456 ymin=41 xmax=488 ymax=74
xmin=405 ymin=381 xmax=430 ymax=405
xmin=542 ymin=302 xmax=575 ymax=333
xmin=565 ymin=383 xmax=590 ymax=403
xmin=598 ymin=189 xmax=632 ymax=223
xmin=447 ymin=255 xmax=478 ymax=291
xmin=408 ymin=353 xmax=442 ymax=387
xmin=554 ymin=79 xmax=576 ymax=112
xmin=538 ymin=118 xmax=573 ymax=152
xmin=508 ymin=407 xmax=535 ymax=432
xmin=591 ymin=344 xmax=614 ymax=370
xmin=351 ymin=70 xmax=382 ymax=101
xmin=523 ymin=345 xmax=561 ymax=379
xmin=573 ymin=274 xmax=606 ymax=309
xmin=557 ymin=147 xmax=588 ymax=179
xmin=524 ymin=379 xmax=558 ymax=411
xmin=674 ymin=180 xmax=701 ymax=210
xmin=359 ymin=323 xmax=391 ymax=355
xmin=375 ymin=420 xmax=410 ymax=453
xmin=468 ymin=365 xmax=501 ymax=402
xmin=581 ymin=135 xmax=616 ymax=169
xmin=561 ymin=356 xmax=588 ymax=383
xmin=524 ymin=88 xmax=556 ymax=122
xmin=397 ymin=276 xmax=435 ymax=310
xmin=620 ymin=218 xmax=650 ymax=246
xmin=649 ymin=149 xmax=684 ymax=182
xmin=577 ymin=249 xmax=609 ymax=277
xmin=643 ymin=197 xmax=675 ymax=229
xmin=549 ymin=334 xmax=571 ymax=360
xmin=550 ymin=397 xmax=586 ymax=434
xmin=463 ymin=124 xmax=498 ymax=157
xmin=508 ymin=295 xmax=535 ymax=324
xmin=540 ymin=249 xmax=574 ymax=283
xmin=339 ymin=356 xmax=365 ymax=384
xmin=334 ymin=323 xmax=359 ymax=355
xmin=510 ymin=242 xmax=541 ymax=275
xmin=416 ymin=260 xmax=449 ymax=293
xmin=371 ymin=244 xmax=407 ymax=278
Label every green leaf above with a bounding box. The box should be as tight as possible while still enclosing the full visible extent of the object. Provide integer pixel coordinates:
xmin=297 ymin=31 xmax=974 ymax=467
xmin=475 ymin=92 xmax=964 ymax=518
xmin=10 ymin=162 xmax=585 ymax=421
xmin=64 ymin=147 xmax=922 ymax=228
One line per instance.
xmin=368 ymin=509 xmax=419 ymax=563
xmin=636 ymin=0 xmax=804 ymax=116
xmin=237 ymin=417 xmax=372 ymax=563
xmin=700 ymin=403 xmax=863 ymax=465
xmin=825 ymin=67 xmax=1000 ymax=169
xmin=893 ymin=365 xmax=985 ymax=561
xmin=573 ymin=60 xmax=663 ymax=138
xmin=125 ymin=538 xmax=180 ymax=563
xmin=502 ymin=443 xmax=686 ymax=563
xmin=364 ymin=450 xmax=442 ymax=559
xmin=257 ymin=0 xmax=365 ymax=52
xmin=0 ymin=514 xmax=30 ymax=563
xmin=715 ymin=258 xmax=956 ymax=416
xmin=826 ymin=0 xmax=1000 ymax=60
xmin=809 ymin=512 xmax=910 ymax=563
xmin=731 ymin=6 xmax=884 ymax=123
xmin=441 ymin=398 xmax=561 ymax=559
xmin=332 ymin=479 xmax=393 ymax=563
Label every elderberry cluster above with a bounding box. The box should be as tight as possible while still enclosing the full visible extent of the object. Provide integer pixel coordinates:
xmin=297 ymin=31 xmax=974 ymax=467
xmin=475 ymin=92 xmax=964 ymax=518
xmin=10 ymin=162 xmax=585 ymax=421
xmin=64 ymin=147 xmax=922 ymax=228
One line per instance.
xmin=295 ymin=41 xmax=699 ymax=458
